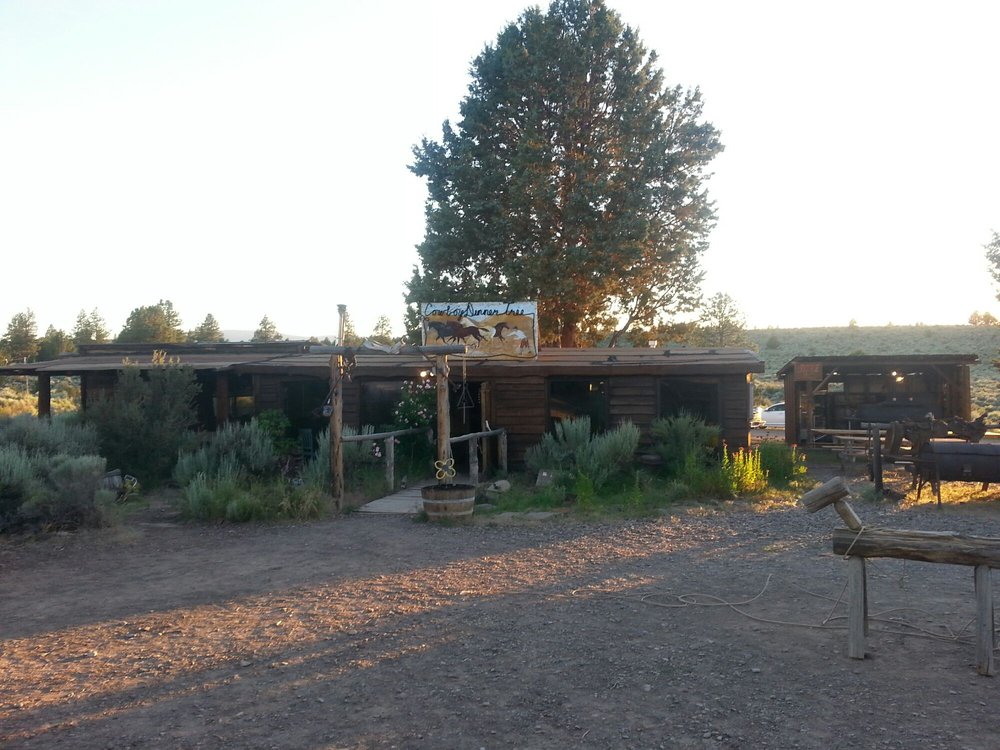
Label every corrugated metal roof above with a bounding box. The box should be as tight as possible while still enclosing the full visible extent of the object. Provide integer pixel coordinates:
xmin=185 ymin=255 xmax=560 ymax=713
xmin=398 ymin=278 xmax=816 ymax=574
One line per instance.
xmin=0 ymin=345 xmax=764 ymax=377
xmin=776 ymin=354 xmax=979 ymax=378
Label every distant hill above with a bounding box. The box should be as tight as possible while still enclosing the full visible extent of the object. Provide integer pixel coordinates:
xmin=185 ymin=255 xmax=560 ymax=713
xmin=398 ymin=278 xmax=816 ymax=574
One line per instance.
xmin=222 ymin=331 xmax=331 ymax=343
xmin=746 ymin=325 xmax=1000 ymax=420
xmin=747 ymin=325 xmax=1000 ymax=381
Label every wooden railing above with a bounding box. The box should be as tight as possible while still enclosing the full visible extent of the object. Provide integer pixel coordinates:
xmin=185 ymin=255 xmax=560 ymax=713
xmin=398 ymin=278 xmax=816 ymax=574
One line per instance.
xmin=341 ymin=425 xmax=508 ymax=493
xmin=449 ymin=428 xmax=508 ymax=483
xmin=341 ymin=427 xmax=431 ymax=492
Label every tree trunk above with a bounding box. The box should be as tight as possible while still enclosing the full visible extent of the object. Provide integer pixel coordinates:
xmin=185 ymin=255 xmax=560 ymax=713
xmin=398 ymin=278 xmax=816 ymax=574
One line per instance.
xmin=559 ymin=321 xmax=578 ymax=348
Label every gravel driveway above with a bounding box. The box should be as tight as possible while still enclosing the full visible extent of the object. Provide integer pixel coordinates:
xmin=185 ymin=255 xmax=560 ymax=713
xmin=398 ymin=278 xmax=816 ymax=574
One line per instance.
xmin=2 ymin=472 xmax=999 ymax=749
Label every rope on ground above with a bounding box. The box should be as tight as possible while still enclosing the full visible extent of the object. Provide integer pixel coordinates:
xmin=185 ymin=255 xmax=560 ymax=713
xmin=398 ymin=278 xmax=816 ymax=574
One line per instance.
xmin=579 ymin=573 xmax=994 ymax=648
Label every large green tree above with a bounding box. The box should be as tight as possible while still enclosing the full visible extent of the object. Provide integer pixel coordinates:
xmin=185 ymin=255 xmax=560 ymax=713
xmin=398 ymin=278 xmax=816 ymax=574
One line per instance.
xmin=0 ymin=309 xmax=39 ymax=364
xmin=117 ymin=300 xmax=185 ymax=343
xmin=406 ymin=0 xmax=722 ymax=347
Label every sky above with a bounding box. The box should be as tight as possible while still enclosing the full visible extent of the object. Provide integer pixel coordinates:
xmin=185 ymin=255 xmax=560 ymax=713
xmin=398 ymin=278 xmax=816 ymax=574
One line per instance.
xmin=2 ymin=0 xmax=999 ymax=341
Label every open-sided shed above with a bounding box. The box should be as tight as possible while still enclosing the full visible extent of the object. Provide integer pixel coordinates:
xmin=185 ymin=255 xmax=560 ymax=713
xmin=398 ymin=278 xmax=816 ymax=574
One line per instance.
xmin=776 ymin=354 xmax=978 ymax=445
xmin=2 ymin=343 xmax=764 ymax=465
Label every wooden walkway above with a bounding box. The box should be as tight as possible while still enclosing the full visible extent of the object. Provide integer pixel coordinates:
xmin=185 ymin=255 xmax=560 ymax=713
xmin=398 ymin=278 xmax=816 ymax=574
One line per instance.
xmin=357 ymin=477 xmax=473 ymax=515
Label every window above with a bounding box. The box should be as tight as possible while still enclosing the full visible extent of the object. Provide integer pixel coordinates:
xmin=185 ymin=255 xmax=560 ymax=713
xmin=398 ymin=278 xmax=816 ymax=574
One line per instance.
xmin=548 ymin=378 xmax=608 ymax=432
xmin=659 ymin=378 xmax=719 ymax=424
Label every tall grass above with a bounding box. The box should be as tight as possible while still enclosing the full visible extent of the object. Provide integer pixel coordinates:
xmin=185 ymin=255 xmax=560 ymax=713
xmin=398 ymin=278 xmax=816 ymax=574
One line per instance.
xmin=721 ymin=446 xmax=768 ymax=495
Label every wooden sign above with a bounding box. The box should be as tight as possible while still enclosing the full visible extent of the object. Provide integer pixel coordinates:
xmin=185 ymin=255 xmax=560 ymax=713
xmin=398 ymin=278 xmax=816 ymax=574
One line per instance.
xmin=421 ymin=302 xmax=538 ymax=358
xmin=794 ymin=362 xmax=823 ymax=381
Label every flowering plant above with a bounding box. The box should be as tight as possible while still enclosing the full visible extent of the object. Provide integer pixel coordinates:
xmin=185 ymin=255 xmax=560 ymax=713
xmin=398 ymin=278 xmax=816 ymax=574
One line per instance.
xmin=393 ymin=378 xmax=436 ymax=428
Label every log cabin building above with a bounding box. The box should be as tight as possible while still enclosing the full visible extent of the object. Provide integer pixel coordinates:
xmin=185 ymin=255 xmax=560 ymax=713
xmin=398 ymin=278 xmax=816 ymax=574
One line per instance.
xmin=777 ymin=354 xmax=978 ymax=446
xmin=2 ymin=342 xmax=765 ymax=465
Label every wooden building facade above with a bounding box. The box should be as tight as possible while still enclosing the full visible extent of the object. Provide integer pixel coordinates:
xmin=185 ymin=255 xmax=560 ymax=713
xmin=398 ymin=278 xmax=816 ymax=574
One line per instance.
xmin=777 ymin=354 xmax=978 ymax=445
xmin=3 ymin=343 xmax=765 ymax=466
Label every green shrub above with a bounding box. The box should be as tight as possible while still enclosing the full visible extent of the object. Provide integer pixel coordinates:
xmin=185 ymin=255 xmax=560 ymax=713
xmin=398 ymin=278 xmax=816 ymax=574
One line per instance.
xmin=0 ymin=413 xmax=99 ymax=457
xmin=86 ymin=366 xmax=199 ymax=485
xmin=758 ymin=442 xmax=806 ymax=486
xmin=181 ymin=466 xmax=244 ymax=520
xmin=0 ymin=445 xmax=40 ymax=529
xmin=649 ymin=412 xmax=720 ymax=476
xmin=525 ymin=417 xmax=596 ymax=472
xmin=180 ymin=471 xmax=328 ymax=522
xmin=174 ymin=419 xmax=276 ymax=486
xmin=256 ymin=409 xmax=298 ymax=455
xmin=576 ymin=421 xmax=640 ymax=490
xmin=300 ymin=429 xmax=331 ymax=490
xmin=23 ymin=454 xmax=109 ymax=529
xmin=525 ymin=417 xmax=639 ymax=492
xmin=0 ymin=446 xmax=115 ymax=531
xmin=176 ymin=423 xmax=331 ymax=522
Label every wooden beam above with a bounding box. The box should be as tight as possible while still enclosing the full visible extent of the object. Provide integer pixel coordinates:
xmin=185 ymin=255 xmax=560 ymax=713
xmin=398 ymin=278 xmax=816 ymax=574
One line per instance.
xmin=832 ymin=528 xmax=1000 ymax=568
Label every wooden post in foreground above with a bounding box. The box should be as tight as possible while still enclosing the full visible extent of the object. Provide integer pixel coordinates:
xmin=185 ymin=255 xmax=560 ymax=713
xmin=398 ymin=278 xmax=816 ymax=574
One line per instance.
xmin=847 ymin=555 xmax=868 ymax=659
xmin=975 ymin=565 xmax=995 ymax=676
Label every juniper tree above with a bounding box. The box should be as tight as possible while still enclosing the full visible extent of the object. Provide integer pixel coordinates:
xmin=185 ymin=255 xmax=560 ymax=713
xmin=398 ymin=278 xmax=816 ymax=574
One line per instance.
xmin=407 ymin=0 xmax=722 ymax=346
xmin=117 ymin=300 xmax=185 ymax=343
xmin=72 ymin=309 xmax=110 ymax=345
xmin=189 ymin=314 xmax=226 ymax=343
xmin=0 ymin=309 xmax=38 ymax=364
xmin=252 ymin=315 xmax=282 ymax=343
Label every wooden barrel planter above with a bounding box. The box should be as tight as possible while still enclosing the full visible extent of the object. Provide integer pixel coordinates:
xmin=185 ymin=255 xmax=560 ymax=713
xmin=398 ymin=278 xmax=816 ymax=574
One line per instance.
xmin=421 ymin=483 xmax=475 ymax=521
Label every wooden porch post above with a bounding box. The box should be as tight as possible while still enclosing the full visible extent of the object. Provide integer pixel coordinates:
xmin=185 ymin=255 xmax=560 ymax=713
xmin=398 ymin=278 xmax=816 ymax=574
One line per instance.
xmin=37 ymin=373 xmax=51 ymax=419
xmin=215 ymin=373 xmax=230 ymax=426
xmin=330 ymin=354 xmax=344 ymax=509
xmin=436 ymin=355 xmax=452 ymax=482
